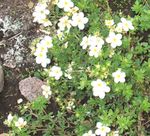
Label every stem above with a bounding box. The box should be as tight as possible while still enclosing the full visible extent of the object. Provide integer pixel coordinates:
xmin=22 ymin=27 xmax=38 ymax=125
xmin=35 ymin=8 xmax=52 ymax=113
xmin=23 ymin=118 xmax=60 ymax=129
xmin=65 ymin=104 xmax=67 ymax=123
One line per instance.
xmin=106 ymin=0 xmax=112 ymax=15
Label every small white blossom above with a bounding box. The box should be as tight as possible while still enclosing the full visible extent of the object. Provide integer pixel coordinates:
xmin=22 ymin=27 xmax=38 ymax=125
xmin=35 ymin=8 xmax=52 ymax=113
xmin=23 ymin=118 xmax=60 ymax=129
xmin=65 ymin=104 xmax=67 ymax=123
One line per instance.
xmin=65 ymin=64 xmax=73 ymax=79
xmin=106 ymin=32 xmax=122 ymax=48
xmin=115 ymin=23 xmax=123 ymax=33
xmin=121 ymin=17 xmax=134 ymax=32
xmin=57 ymin=0 xmax=74 ymax=12
xmin=7 ymin=114 xmax=13 ymax=125
xmin=57 ymin=29 xmax=64 ymax=40
xmin=17 ymin=98 xmax=23 ymax=104
xmin=34 ymin=43 xmax=48 ymax=54
xmin=95 ymin=122 xmax=111 ymax=136
xmin=105 ymin=20 xmax=114 ymax=28
xmin=39 ymin=18 xmax=52 ymax=27
xmin=112 ymin=130 xmax=119 ymax=136
xmin=89 ymin=46 xmax=101 ymax=58
xmin=80 ymin=36 xmax=90 ymax=49
xmin=40 ymin=36 xmax=53 ymax=48
xmin=112 ymin=69 xmax=126 ymax=83
xmin=80 ymin=35 xmax=104 ymax=58
xmin=33 ymin=3 xmax=50 ymax=24
xmin=49 ymin=66 xmax=63 ymax=80
xmin=35 ymin=52 xmax=51 ymax=67
xmin=58 ymin=16 xmax=72 ymax=31
xmin=41 ymin=85 xmax=52 ymax=99
xmin=71 ymin=12 xmax=88 ymax=30
xmin=88 ymin=35 xmax=104 ymax=48
xmin=91 ymin=79 xmax=110 ymax=99
xmin=34 ymin=36 xmax=53 ymax=67
xmin=15 ymin=117 xmax=27 ymax=130
xmin=83 ymin=130 xmax=96 ymax=136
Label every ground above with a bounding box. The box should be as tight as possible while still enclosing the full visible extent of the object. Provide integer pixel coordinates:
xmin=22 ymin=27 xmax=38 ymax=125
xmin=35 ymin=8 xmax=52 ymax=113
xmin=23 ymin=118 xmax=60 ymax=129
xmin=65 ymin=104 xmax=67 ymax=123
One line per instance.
xmin=0 ymin=0 xmax=38 ymax=133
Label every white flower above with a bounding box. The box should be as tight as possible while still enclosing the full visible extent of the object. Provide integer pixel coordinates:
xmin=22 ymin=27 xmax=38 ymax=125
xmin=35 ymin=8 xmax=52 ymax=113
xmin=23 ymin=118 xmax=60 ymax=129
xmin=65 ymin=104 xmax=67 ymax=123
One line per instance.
xmin=106 ymin=32 xmax=122 ymax=48
xmin=17 ymin=98 xmax=23 ymax=104
xmin=88 ymin=35 xmax=97 ymax=47
xmin=71 ymin=12 xmax=88 ymax=30
xmin=115 ymin=23 xmax=123 ymax=33
xmin=64 ymin=64 xmax=73 ymax=79
xmin=34 ymin=36 xmax=53 ymax=67
xmin=35 ymin=52 xmax=50 ymax=67
xmin=112 ymin=69 xmax=126 ymax=83
xmin=83 ymin=130 xmax=96 ymax=136
xmin=15 ymin=117 xmax=27 ymax=129
xmin=95 ymin=122 xmax=111 ymax=136
xmin=40 ymin=36 xmax=53 ymax=48
xmin=95 ymin=37 xmax=105 ymax=48
xmin=49 ymin=66 xmax=63 ymax=80
xmin=91 ymin=79 xmax=110 ymax=99
xmin=57 ymin=29 xmax=64 ymax=40
xmin=58 ymin=16 xmax=72 ymax=31
xmin=105 ymin=20 xmax=114 ymax=27
xmin=33 ymin=3 xmax=49 ymax=23
xmin=35 ymin=43 xmax=48 ymax=54
xmin=64 ymin=42 xmax=68 ymax=48
xmin=88 ymin=35 xmax=104 ymax=48
xmin=121 ymin=18 xmax=134 ymax=32
xmin=7 ymin=114 xmax=13 ymax=124
xmin=112 ymin=130 xmax=119 ymax=136
xmin=41 ymin=85 xmax=52 ymax=99
xmin=57 ymin=0 xmax=74 ymax=12
xmin=80 ymin=35 xmax=104 ymax=57
xmin=39 ymin=18 xmax=52 ymax=27
xmin=89 ymin=46 xmax=101 ymax=58
xmin=80 ymin=36 xmax=90 ymax=49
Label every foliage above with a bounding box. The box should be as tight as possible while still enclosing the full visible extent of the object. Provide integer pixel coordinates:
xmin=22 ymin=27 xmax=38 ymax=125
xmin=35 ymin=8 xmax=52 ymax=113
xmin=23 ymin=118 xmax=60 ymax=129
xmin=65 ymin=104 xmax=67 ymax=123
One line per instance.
xmin=4 ymin=0 xmax=150 ymax=136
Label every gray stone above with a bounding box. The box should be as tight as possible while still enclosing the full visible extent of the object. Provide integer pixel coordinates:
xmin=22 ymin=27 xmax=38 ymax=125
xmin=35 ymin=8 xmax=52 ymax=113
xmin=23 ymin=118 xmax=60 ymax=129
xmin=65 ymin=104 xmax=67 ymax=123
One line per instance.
xmin=19 ymin=77 xmax=44 ymax=101
xmin=0 ymin=63 xmax=4 ymax=92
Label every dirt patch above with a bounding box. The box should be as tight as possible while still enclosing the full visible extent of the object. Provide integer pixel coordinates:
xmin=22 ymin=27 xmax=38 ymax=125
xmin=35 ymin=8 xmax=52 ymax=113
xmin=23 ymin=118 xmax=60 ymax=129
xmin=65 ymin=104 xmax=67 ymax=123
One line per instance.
xmin=0 ymin=0 xmax=38 ymax=133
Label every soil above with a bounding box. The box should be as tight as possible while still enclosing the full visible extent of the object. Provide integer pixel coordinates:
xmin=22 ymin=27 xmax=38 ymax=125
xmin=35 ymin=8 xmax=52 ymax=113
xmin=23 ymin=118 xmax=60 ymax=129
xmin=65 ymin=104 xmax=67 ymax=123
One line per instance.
xmin=0 ymin=0 xmax=38 ymax=133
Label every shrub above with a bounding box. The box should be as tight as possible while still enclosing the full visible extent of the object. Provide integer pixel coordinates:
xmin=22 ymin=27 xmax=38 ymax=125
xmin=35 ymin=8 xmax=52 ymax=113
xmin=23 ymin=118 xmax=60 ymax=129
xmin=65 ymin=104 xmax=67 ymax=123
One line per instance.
xmin=5 ymin=0 xmax=150 ymax=135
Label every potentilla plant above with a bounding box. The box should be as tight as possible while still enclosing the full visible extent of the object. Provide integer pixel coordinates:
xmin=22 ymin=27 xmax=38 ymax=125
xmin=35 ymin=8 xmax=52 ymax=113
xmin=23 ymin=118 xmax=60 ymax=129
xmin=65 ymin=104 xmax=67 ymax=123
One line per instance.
xmin=5 ymin=0 xmax=150 ymax=135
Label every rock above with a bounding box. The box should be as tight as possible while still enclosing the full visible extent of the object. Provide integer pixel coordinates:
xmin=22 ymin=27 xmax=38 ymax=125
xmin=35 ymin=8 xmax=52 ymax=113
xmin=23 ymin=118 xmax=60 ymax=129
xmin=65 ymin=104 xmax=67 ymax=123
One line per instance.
xmin=0 ymin=63 xmax=4 ymax=92
xmin=19 ymin=77 xmax=44 ymax=101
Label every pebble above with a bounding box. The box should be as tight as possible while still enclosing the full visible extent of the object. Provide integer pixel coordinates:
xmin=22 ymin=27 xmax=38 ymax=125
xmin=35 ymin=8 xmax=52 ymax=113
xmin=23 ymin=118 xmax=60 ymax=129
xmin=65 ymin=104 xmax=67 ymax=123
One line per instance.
xmin=19 ymin=77 xmax=44 ymax=101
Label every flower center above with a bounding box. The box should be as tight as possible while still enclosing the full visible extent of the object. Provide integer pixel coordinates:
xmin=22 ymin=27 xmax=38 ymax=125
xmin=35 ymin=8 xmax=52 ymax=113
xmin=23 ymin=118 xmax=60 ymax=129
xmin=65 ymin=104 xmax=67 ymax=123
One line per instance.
xmin=101 ymin=127 xmax=106 ymax=132
xmin=64 ymin=2 xmax=69 ymax=6
xmin=116 ymin=74 xmax=121 ymax=78
xmin=98 ymin=83 xmax=102 ymax=87
xmin=112 ymin=38 xmax=117 ymax=43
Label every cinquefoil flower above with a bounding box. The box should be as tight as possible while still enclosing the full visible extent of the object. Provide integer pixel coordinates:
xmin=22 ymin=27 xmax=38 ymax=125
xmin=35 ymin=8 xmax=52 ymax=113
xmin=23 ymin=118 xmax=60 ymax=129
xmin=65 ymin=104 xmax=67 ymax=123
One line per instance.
xmin=71 ymin=12 xmax=88 ymax=30
xmin=41 ymin=85 xmax=52 ymax=99
xmin=83 ymin=130 xmax=96 ymax=136
xmin=95 ymin=122 xmax=110 ymax=136
xmin=15 ymin=117 xmax=27 ymax=130
xmin=106 ymin=32 xmax=122 ymax=48
xmin=49 ymin=66 xmax=63 ymax=80
xmin=57 ymin=0 xmax=74 ymax=12
xmin=91 ymin=79 xmax=110 ymax=99
xmin=112 ymin=69 xmax=126 ymax=83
